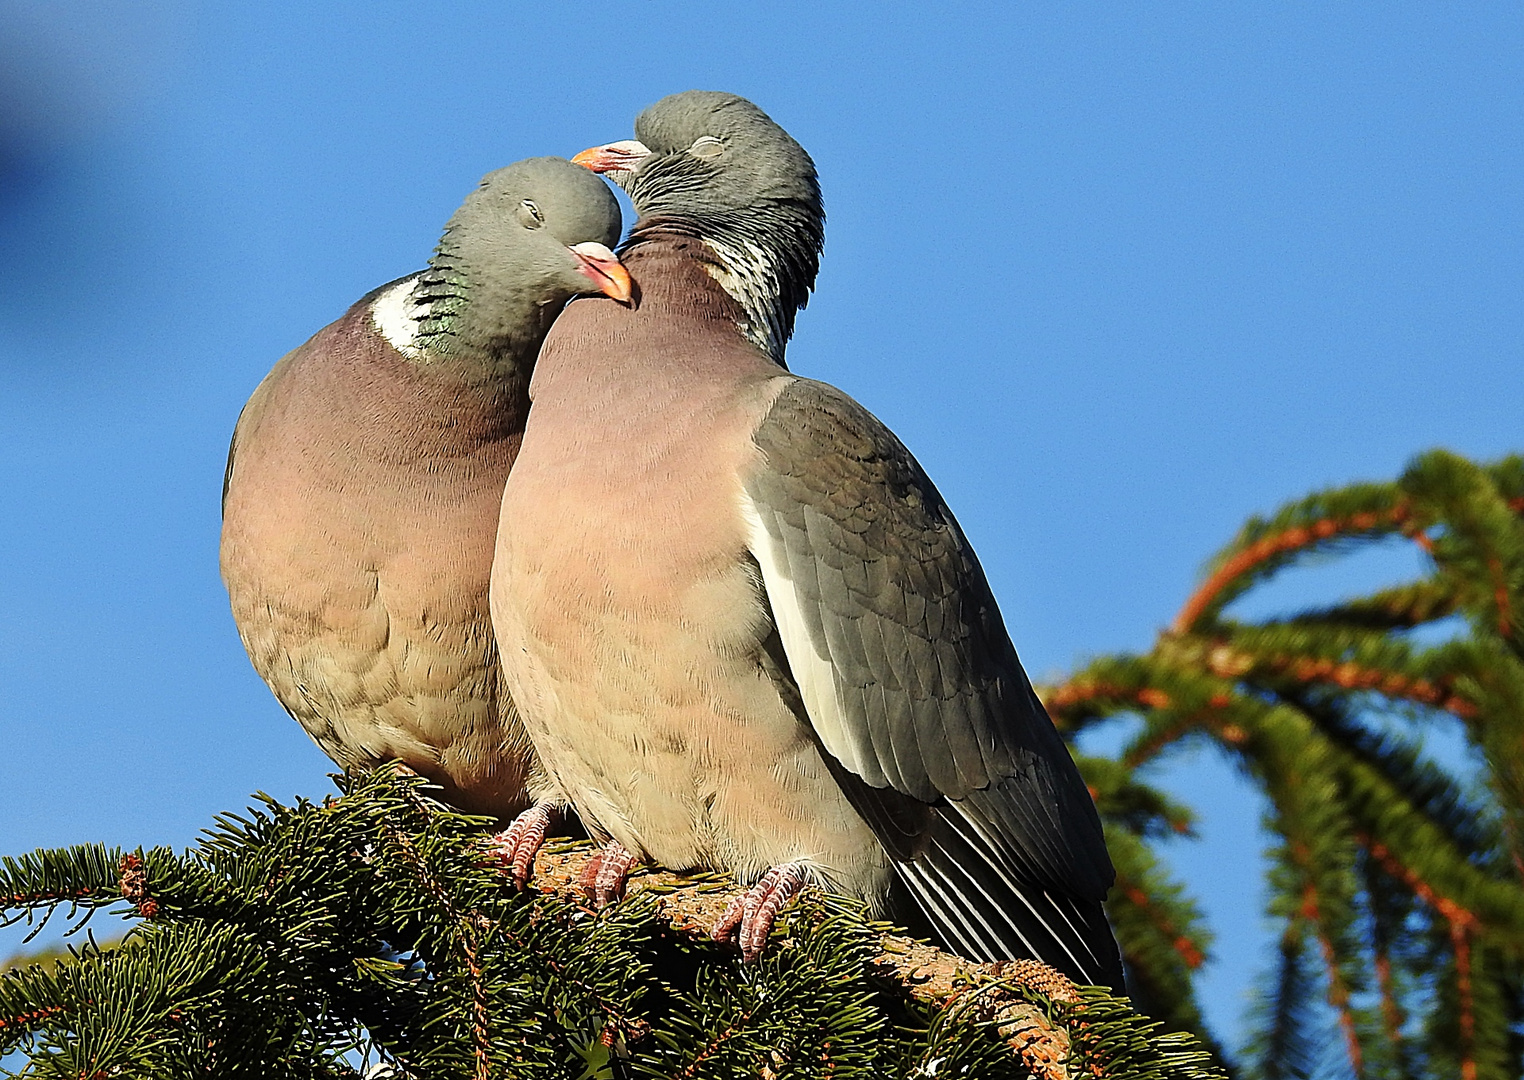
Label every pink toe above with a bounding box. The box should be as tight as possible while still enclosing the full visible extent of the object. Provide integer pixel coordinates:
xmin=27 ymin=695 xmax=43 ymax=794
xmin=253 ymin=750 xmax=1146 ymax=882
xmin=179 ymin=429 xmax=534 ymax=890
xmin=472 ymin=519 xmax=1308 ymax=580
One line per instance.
xmin=578 ymin=842 xmax=638 ymax=907
xmin=488 ymin=803 xmax=555 ymax=890
xmin=715 ymin=863 xmax=809 ymax=961
xmin=713 ymin=895 xmax=746 ymax=942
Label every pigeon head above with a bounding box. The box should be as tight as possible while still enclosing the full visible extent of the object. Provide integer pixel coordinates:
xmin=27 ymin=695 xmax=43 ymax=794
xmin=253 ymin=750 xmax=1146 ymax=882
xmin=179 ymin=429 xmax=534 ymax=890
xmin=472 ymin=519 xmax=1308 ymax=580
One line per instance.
xmin=413 ymin=157 xmax=630 ymax=367
xmin=574 ymin=91 xmax=823 ymax=360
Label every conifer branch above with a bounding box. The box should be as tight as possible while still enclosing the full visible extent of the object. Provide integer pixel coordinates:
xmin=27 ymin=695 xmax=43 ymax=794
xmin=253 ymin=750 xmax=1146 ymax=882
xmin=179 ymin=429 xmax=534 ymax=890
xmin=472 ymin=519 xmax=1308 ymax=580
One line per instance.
xmin=1402 ymin=451 xmax=1524 ymax=649
xmin=0 ymin=846 xmax=129 ymax=935
xmin=524 ymin=840 xmax=1079 ymax=1059
xmin=1287 ymin=578 xmax=1460 ymax=630
xmin=1043 ymin=451 xmax=1524 ymax=1077
xmin=1245 ymin=921 xmax=1321 ymax=1080
xmin=1450 ymin=920 xmax=1478 ymax=1080
xmin=1170 ymin=624 xmax=1480 ymax=719
xmin=1172 ymin=497 xmax=1416 ymax=634
xmin=0 ymin=769 xmax=1225 ymax=1079
xmin=1300 ymin=883 xmax=1364 ymax=1075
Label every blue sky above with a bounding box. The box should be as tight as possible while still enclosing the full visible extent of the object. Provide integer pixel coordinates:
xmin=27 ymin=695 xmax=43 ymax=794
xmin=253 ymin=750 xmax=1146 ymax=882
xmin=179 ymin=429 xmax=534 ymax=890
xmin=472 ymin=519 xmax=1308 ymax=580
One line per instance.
xmin=1 ymin=1 xmax=1519 ymax=1053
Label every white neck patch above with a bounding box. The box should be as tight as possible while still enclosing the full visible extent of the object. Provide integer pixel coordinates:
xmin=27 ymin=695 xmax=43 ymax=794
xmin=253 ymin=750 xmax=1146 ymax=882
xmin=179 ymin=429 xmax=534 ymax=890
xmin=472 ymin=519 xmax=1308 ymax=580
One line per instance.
xmin=702 ymin=236 xmax=787 ymax=362
xmin=369 ymin=275 xmax=428 ymax=359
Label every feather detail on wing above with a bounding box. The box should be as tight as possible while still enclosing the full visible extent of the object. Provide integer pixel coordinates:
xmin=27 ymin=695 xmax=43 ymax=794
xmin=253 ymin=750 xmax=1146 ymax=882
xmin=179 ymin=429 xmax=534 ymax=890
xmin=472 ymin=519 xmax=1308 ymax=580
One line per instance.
xmin=741 ymin=377 xmax=1123 ymax=988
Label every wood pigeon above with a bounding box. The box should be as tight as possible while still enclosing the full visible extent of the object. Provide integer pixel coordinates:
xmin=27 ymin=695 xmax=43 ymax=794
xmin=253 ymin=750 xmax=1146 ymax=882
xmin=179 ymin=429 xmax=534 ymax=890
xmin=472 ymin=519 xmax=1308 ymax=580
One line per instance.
xmin=490 ymin=94 xmax=1124 ymax=989
xmin=221 ymin=157 xmax=629 ymax=867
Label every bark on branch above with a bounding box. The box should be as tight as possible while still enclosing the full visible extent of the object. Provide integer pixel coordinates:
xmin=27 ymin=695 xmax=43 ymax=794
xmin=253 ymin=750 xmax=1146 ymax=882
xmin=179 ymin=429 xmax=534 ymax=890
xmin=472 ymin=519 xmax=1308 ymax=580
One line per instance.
xmin=529 ymin=840 xmax=1075 ymax=1079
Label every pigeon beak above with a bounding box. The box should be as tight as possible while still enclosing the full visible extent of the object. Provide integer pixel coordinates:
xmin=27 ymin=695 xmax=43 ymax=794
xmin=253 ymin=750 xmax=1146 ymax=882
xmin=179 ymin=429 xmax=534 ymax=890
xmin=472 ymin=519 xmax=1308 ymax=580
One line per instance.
xmin=572 ymin=140 xmax=652 ymax=177
xmin=568 ymin=242 xmax=634 ymax=304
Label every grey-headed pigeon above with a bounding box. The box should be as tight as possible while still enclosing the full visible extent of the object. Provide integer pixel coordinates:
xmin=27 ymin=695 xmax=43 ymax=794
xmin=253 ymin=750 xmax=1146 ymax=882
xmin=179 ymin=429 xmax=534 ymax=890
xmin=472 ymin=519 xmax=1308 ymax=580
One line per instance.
xmin=222 ymin=157 xmax=629 ymax=874
xmin=490 ymin=95 xmax=1124 ymax=988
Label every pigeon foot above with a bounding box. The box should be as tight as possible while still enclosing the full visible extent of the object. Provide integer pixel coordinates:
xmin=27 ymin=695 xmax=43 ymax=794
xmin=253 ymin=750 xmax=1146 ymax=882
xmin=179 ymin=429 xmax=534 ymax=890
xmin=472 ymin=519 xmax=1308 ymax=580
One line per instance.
xmin=578 ymin=841 xmax=638 ymax=907
xmin=712 ymin=862 xmax=808 ymax=961
xmin=485 ymin=803 xmax=557 ymax=890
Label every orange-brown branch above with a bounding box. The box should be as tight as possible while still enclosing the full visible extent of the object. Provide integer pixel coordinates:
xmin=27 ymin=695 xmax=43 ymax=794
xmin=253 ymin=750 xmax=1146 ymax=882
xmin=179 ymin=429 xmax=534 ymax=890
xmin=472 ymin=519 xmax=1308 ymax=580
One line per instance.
xmin=1299 ymin=885 xmax=1363 ymax=1075
xmin=1373 ymin=951 xmax=1402 ymax=1050
xmin=1043 ymin=675 xmax=1253 ymax=769
xmin=1359 ymin=833 xmax=1480 ymax=1078
xmin=1124 ymin=705 xmax=1248 ymax=770
xmin=1201 ymin=644 xmax=1478 ymax=719
xmin=0 ymin=1004 xmax=66 ymax=1033
xmin=1121 ymin=883 xmax=1204 ymax=969
xmin=1487 ymin=555 xmax=1512 ymax=639
xmin=1358 ymin=835 xmax=1479 ymax=931
xmin=1042 ymin=680 xmax=1163 ymax=716
xmin=1451 ymin=921 xmax=1477 ymax=1080
xmin=1172 ymin=505 xmax=1415 ymax=634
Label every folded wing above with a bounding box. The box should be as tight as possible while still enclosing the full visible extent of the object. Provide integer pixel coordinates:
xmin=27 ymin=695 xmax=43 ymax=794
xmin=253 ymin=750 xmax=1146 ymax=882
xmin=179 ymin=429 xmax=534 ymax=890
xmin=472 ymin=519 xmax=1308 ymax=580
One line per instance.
xmin=742 ymin=377 xmax=1123 ymax=988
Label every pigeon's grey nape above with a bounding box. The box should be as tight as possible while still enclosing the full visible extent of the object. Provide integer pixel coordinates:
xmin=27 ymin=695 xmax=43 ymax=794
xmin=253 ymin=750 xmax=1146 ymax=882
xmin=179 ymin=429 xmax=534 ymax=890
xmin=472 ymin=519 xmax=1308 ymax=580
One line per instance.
xmin=629 ymin=90 xmax=822 ymax=218
xmin=571 ymin=91 xmax=824 ymax=360
xmin=414 ymin=155 xmax=632 ymax=362
xmin=469 ymin=156 xmax=624 ymax=252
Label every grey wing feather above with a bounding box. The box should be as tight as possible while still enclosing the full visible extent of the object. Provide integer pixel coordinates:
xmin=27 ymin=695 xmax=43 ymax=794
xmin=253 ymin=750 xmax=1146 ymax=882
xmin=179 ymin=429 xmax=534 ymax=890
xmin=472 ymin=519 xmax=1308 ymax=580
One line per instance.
xmin=745 ymin=378 xmax=1121 ymax=986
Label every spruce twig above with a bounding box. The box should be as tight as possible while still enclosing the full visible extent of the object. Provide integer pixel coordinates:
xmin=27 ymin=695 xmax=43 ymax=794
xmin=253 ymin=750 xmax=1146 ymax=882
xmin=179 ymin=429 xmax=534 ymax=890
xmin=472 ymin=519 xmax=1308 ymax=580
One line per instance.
xmin=1 ymin=768 xmax=1224 ymax=1079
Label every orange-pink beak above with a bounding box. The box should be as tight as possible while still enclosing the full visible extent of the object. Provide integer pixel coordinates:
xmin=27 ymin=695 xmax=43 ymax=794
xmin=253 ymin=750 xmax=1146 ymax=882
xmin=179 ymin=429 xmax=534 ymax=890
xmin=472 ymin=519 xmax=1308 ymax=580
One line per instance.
xmin=568 ymin=241 xmax=633 ymax=304
xmin=572 ymin=139 xmax=652 ymax=177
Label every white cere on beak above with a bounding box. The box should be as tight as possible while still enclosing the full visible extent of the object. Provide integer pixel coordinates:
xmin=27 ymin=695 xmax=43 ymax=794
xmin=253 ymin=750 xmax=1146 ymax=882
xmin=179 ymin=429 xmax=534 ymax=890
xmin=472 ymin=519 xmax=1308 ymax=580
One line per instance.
xmin=569 ymin=242 xmax=619 ymax=261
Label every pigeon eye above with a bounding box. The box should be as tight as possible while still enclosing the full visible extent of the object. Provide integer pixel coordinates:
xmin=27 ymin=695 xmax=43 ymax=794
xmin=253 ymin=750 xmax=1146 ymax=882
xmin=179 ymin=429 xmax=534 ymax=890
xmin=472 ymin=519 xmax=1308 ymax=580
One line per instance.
xmin=689 ymin=135 xmax=725 ymax=160
xmin=518 ymin=200 xmax=545 ymax=228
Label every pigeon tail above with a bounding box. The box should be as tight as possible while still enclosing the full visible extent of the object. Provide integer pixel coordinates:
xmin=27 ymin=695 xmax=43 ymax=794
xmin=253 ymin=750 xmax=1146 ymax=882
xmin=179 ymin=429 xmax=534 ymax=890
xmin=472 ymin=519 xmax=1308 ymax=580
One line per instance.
xmin=896 ymin=806 xmax=1125 ymax=992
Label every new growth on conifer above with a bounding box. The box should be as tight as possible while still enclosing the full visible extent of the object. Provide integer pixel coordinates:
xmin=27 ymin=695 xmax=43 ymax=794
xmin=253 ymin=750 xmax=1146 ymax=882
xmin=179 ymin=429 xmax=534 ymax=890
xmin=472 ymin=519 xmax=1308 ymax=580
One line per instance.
xmin=1047 ymin=450 xmax=1524 ymax=1079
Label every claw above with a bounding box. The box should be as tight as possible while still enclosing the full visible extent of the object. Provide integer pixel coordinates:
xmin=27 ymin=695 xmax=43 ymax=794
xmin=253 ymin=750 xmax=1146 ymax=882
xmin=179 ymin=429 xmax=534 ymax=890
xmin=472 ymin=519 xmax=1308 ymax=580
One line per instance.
xmin=712 ymin=862 xmax=809 ymax=961
xmin=578 ymin=841 xmax=638 ymax=907
xmin=485 ymin=803 xmax=557 ymax=890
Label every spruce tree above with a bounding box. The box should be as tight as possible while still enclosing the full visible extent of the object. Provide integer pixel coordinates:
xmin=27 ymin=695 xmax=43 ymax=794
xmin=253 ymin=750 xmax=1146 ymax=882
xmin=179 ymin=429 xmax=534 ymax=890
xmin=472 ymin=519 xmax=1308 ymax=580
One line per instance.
xmin=1045 ymin=450 xmax=1524 ymax=1079
xmin=1 ymin=767 xmax=1220 ymax=1078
